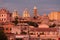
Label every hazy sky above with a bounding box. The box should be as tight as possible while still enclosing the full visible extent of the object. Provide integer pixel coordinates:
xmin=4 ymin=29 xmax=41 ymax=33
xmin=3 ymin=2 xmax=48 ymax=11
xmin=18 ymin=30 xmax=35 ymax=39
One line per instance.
xmin=0 ymin=0 xmax=60 ymax=16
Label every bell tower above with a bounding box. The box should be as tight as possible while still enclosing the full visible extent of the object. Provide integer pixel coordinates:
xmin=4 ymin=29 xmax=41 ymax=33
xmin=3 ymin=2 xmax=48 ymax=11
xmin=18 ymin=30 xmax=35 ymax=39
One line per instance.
xmin=23 ymin=8 xmax=30 ymax=18
xmin=33 ymin=6 xmax=38 ymax=18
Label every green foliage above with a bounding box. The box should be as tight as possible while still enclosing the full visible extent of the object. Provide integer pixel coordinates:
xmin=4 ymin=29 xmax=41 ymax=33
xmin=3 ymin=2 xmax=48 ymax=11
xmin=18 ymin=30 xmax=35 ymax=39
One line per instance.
xmin=27 ymin=21 xmax=38 ymax=27
xmin=12 ymin=17 xmax=18 ymax=25
xmin=21 ymin=31 xmax=27 ymax=35
xmin=49 ymin=23 xmax=56 ymax=28
xmin=0 ymin=30 xmax=8 ymax=40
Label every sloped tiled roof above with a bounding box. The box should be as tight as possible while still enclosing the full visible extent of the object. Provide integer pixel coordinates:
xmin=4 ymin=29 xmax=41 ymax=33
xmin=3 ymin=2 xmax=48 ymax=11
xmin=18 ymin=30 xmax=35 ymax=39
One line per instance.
xmin=30 ymin=28 xmax=58 ymax=32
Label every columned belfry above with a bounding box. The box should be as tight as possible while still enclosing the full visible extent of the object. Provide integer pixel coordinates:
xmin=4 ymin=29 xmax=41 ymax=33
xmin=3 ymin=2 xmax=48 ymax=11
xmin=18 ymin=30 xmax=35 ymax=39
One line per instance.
xmin=12 ymin=9 xmax=19 ymax=19
xmin=33 ymin=6 xmax=38 ymax=18
xmin=23 ymin=8 xmax=30 ymax=18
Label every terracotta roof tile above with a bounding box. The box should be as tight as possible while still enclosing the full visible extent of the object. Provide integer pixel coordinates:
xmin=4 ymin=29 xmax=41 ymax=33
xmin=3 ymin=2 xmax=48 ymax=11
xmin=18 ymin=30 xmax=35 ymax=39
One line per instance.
xmin=30 ymin=28 xmax=58 ymax=32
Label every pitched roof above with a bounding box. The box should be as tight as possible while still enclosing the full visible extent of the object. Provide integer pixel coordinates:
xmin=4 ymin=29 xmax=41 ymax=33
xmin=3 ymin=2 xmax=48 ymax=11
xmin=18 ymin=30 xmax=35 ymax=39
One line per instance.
xmin=30 ymin=28 xmax=58 ymax=32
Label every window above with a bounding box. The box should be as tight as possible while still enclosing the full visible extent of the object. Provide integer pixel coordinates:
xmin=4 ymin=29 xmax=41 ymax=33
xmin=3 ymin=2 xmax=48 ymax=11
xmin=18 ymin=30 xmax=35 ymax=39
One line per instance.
xmin=4 ymin=15 xmax=5 ymax=16
xmin=40 ymin=32 xmax=44 ymax=35
xmin=2 ymin=18 xmax=6 ymax=21
xmin=11 ymin=39 xmax=13 ymax=40
xmin=0 ymin=19 xmax=1 ymax=21
xmin=23 ymin=27 xmax=27 ymax=30
xmin=16 ymin=32 xmax=18 ymax=34
xmin=30 ymin=33 xmax=34 ymax=35
xmin=2 ymin=15 xmax=3 ymax=17
xmin=6 ymin=28 xmax=8 ymax=30
xmin=10 ymin=28 xmax=12 ymax=31
xmin=2 ymin=18 xmax=3 ymax=21
xmin=4 ymin=18 xmax=6 ymax=21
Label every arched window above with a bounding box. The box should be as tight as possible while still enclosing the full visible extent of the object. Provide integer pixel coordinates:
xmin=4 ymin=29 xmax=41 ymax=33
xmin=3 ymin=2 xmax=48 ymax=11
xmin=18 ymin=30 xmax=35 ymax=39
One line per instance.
xmin=6 ymin=28 xmax=8 ymax=30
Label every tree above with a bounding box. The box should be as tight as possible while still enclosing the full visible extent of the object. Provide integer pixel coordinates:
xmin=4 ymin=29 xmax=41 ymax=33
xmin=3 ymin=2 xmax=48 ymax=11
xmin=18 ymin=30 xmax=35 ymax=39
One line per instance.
xmin=27 ymin=21 xmax=38 ymax=27
xmin=0 ymin=30 xmax=8 ymax=40
xmin=12 ymin=16 xmax=18 ymax=25
xmin=49 ymin=23 xmax=56 ymax=28
xmin=21 ymin=31 xmax=27 ymax=35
